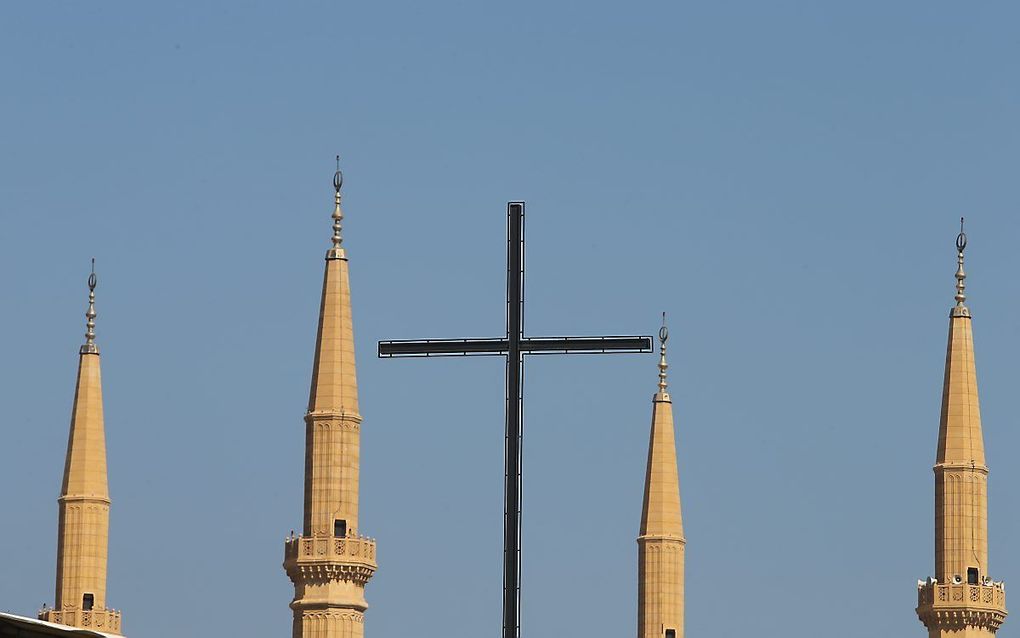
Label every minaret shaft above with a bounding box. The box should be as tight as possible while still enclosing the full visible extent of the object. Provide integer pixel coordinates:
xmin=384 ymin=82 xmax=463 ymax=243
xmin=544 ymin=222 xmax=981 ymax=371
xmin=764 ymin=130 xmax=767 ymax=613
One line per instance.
xmin=917 ymin=224 xmax=1006 ymax=637
xmin=41 ymin=270 xmax=122 ymax=634
xmin=638 ymin=322 xmax=684 ymax=638
xmin=55 ymin=353 xmax=110 ymax=611
xmin=304 ymin=257 xmax=361 ymax=537
xmin=638 ymin=396 xmax=685 ymax=638
xmin=284 ymin=168 xmax=376 ymax=638
xmin=934 ymin=316 xmax=988 ymax=584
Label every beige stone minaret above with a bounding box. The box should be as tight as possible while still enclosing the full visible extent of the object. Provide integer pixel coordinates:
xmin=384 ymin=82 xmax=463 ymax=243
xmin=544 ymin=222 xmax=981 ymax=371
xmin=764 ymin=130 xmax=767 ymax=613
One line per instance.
xmin=916 ymin=221 xmax=1007 ymax=637
xmin=638 ymin=316 xmax=685 ymax=638
xmin=39 ymin=262 xmax=122 ymax=635
xmin=284 ymin=160 xmax=377 ymax=638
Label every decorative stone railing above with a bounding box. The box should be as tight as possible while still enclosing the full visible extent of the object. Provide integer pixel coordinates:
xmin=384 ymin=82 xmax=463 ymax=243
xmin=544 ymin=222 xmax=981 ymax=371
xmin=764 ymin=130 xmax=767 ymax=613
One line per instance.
xmin=284 ymin=533 xmax=377 ymax=564
xmin=916 ymin=581 xmax=1007 ymax=631
xmin=39 ymin=608 xmax=122 ymax=634
xmin=283 ymin=533 xmax=377 ymax=587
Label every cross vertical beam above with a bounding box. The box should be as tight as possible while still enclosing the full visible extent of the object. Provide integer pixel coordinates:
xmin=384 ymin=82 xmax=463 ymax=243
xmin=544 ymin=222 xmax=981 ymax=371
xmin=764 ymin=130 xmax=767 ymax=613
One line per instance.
xmin=379 ymin=202 xmax=651 ymax=638
xmin=504 ymin=202 xmax=524 ymax=638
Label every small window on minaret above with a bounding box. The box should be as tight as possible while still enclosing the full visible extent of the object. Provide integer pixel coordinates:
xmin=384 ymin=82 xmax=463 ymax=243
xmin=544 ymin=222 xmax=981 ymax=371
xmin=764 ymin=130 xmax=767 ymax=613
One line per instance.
xmin=968 ymin=567 xmax=979 ymax=584
xmin=334 ymin=519 xmax=347 ymax=538
xmin=82 ymin=593 xmax=94 ymax=611
xmin=665 ymin=630 xmax=676 ymax=638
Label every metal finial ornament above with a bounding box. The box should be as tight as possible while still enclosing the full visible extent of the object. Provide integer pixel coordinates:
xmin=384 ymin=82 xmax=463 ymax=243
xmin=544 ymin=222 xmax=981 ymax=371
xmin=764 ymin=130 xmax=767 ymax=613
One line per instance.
xmin=81 ymin=258 xmax=99 ymax=354
xmin=327 ymin=155 xmax=346 ymax=259
xmin=952 ymin=217 xmax=970 ymax=318
xmin=657 ymin=312 xmax=669 ymax=395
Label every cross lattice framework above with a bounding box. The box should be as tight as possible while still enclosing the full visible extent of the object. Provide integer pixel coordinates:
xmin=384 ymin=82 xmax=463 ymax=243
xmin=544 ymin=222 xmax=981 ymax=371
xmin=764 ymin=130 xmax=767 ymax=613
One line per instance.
xmin=379 ymin=202 xmax=651 ymax=638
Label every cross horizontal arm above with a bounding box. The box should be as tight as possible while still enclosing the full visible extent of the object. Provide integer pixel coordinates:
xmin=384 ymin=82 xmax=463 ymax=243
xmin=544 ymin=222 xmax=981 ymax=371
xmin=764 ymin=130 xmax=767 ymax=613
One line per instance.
xmin=378 ymin=335 xmax=652 ymax=358
xmin=378 ymin=338 xmax=509 ymax=357
xmin=520 ymin=335 xmax=653 ymax=354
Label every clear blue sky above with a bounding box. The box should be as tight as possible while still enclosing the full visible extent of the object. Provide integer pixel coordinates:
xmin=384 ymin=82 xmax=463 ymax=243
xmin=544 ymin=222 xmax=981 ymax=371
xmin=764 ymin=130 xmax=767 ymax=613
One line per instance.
xmin=2 ymin=2 xmax=1019 ymax=637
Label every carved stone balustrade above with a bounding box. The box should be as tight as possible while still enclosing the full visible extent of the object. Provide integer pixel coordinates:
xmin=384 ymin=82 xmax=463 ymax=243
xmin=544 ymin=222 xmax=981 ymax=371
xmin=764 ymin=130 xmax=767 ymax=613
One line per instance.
xmin=283 ymin=533 xmax=377 ymax=587
xmin=39 ymin=608 xmax=122 ymax=634
xmin=917 ymin=581 xmax=1008 ymax=632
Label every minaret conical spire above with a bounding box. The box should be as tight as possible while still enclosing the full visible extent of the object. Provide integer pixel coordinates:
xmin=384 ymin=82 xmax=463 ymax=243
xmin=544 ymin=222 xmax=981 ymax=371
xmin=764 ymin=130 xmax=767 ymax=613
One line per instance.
xmin=285 ymin=159 xmax=376 ymax=638
xmin=937 ymin=218 xmax=984 ymax=471
xmin=40 ymin=262 xmax=122 ymax=634
xmin=916 ymin=222 xmax=1006 ymax=637
xmin=308 ymin=158 xmax=359 ymax=418
xmin=638 ymin=314 xmax=685 ymax=638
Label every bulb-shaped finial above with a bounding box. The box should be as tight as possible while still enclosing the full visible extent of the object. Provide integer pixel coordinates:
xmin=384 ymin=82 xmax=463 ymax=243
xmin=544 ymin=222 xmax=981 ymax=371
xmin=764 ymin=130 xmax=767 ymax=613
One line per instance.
xmin=81 ymin=258 xmax=99 ymax=354
xmin=328 ymin=155 xmax=345 ymax=258
xmin=657 ymin=312 xmax=669 ymax=395
xmin=952 ymin=217 xmax=969 ymax=317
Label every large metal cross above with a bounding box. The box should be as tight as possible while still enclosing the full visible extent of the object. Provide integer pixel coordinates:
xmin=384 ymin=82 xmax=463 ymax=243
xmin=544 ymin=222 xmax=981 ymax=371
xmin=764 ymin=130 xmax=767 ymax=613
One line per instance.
xmin=378 ymin=202 xmax=651 ymax=638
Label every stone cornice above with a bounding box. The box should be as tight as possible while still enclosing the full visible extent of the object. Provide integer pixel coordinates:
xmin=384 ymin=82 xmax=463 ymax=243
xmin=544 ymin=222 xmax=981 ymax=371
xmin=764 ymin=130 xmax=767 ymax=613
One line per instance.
xmin=637 ymin=534 xmax=686 ymax=544
xmin=285 ymin=561 xmax=376 ymax=588
xmin=917 ymin=607 xmax=1007 ymax=632
xmin=934 ymin=462 xmax=990 ymax=475
xmin=305 ymin=410 xmax=363 ymax=425
xmin=57 ymin=495 xmax=111 ymax=506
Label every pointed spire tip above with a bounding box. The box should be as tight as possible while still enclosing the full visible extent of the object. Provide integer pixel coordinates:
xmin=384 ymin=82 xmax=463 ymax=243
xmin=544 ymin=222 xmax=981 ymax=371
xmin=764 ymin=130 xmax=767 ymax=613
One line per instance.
xmin=81 ymin=259 xmax=99 ymax=354
xmin=327 ymin=155 xmax=346 ymax=259
xmin=952 ymin=217 xmax=970 ymax=318
xmin=656 ymin=312 xmax=669 ymax=396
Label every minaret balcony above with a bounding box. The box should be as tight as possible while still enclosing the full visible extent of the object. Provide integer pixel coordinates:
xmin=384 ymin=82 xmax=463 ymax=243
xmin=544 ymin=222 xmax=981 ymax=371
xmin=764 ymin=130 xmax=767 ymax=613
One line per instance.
xmin=917 ymin=581 xmax=1007 ymax=632
xmin=284 ymin=533 xmax=377 ymax=586
xmin=38 ymin=607 xmax=122 ymax=634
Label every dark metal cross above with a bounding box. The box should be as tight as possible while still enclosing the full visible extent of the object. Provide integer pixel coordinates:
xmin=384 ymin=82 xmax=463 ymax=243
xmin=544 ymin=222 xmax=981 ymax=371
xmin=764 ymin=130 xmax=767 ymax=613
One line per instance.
xmin=378 ymin=202 xmax=651 ymax=638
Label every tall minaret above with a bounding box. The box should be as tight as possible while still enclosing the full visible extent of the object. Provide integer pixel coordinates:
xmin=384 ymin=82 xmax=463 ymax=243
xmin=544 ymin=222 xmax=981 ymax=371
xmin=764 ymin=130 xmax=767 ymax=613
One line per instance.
xmin=637 ymin=315 xmax=685 ymax=638
xmin=916 ymin=220 xmax=1007 ymax=637
xmin=39 ymin=262 xmax=122 ymax=635
xmin=284 ymin=159 xmax=377 ymax=638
